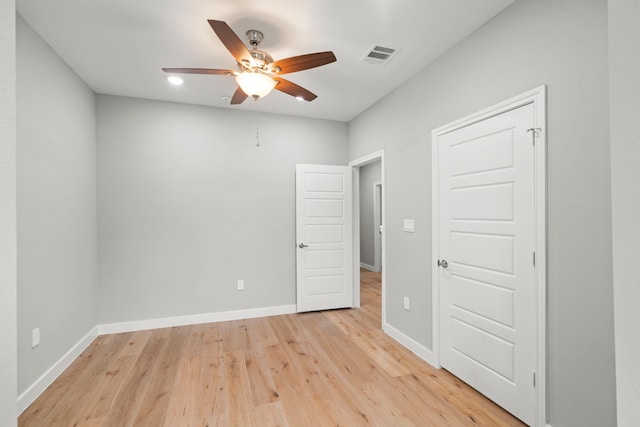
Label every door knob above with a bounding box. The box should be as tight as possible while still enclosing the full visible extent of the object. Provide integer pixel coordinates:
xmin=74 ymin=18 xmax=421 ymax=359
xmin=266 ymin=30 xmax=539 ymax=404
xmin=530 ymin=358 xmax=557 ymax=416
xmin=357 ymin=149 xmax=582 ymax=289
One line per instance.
xmin=438 ymin=259 xmax=448 ymax=268
xmin=298 ymin=243 xmax=309 ymax=248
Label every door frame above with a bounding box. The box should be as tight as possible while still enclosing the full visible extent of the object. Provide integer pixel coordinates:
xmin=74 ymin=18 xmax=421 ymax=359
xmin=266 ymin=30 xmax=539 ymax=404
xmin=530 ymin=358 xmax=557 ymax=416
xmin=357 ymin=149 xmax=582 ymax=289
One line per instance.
xmin=373 ymin=180 xmax=382 ymax=272
xmin=349 ymin=150 xmax=385 ymax=324
xmin=431 ymin=86 xmax=547 ymax=426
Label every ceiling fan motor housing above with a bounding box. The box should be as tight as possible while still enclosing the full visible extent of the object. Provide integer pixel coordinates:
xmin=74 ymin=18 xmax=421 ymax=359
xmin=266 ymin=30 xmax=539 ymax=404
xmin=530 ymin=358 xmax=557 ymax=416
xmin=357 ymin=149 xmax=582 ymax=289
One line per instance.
xmin=238 ymin=30 xmax=275 ymax=71
xmin=248 ymin=50 xmax=274 ymax=68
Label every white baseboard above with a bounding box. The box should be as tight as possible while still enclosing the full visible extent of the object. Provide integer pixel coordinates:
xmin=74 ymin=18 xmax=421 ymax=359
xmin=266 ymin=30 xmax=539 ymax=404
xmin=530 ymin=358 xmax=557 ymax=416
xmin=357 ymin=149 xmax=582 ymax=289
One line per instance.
xmin=382 ymin=321 xmax=438 ymax=368
xmin=98 ymin=304 xmax=297 ymax=335
xmin=360 ymin=262 xmax=377 ymax=272
xmin=18 ymin=326 xmax=99 ymax=414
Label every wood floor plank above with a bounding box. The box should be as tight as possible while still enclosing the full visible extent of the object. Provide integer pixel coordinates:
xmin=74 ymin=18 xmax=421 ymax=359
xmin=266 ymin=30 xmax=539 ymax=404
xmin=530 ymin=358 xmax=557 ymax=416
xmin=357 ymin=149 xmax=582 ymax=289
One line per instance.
xmin=219 ymin=320 xmax=253 ymax=353
xmin=305 ymin=334 xmax=381 ymax=386
xmin=253 ymin=401 xmax=289 ymax=427
xmin=19 ymin=270 xmax=526 ymax=427
xmin=267 ymin=314 xmax=309 ymax=347
xmin=351 ymin=329 xmax=413 ymax=378
xmin=295 ymin=310 xmax=344 ymax=339
xmin=261 ymin=343 xmax=305 ymax=395
xmin=223 ymin=351 xmax=257 ymax=427
xmin=200 ymin=323 xmax=223 ymax=358
xmin=72 ymin=417 xmax=105 ymax=427
xmin=356 ymin=381 xmax=420 ymax=426
xmin=244 ymin=349 xmax=279 ymax=406
xmin=72 ymin=332 xmax=153 ymax=424
xmin=100 ymin=331 xmax=170 ymax=427
xmin=71 ymin=354 xmax=139 ymax=424
xmin=162 ymin=355 xmax=201 ymax=426
xmin=190 ymin=354 xmax=227 ymax=425
xmin=161 ymin=325 xmax=206 ymax=425
xmin=248 ymin=317 xmax=280 ymax=348
xmin=274 ymin=387 xmax=319 ymax=426
xmin=134 ymin=327 xmax=189 ymax=426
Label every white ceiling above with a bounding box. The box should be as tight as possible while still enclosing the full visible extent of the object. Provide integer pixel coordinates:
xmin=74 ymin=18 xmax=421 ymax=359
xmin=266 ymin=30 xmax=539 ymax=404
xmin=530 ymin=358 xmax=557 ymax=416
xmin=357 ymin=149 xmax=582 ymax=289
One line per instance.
xmin=17 ymin=0 xmax=515 ymax=122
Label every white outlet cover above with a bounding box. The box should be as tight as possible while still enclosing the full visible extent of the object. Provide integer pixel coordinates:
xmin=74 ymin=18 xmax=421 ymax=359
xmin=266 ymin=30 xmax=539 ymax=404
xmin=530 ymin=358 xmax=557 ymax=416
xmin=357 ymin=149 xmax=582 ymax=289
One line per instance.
xmin=403 ymin=297 xmax=410 ymax=311
xmin=237 ymin=279 xmax=244 ymax=290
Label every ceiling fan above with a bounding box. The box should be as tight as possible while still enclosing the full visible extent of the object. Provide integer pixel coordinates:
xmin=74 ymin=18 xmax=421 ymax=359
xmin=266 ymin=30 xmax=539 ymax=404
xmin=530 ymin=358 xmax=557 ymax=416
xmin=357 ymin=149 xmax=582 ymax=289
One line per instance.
xmin=162 ymin=20 xmax=337 ymax=104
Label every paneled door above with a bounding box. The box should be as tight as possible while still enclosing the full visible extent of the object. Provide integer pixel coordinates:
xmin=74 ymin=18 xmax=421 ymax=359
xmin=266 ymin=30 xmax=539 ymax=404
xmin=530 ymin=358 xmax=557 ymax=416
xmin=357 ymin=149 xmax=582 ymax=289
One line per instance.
xmin=296 ymin=164 xmax=353 ymax=312
xmin=436 ymin=103 xmax=536 ymax=425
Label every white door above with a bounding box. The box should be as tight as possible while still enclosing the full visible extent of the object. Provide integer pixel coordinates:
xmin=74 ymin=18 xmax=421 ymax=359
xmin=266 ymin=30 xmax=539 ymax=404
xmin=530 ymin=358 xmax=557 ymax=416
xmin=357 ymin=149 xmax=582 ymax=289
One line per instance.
xmin=437 ymin=104 xmax=536 ymax=425
xmin=296 ymin=164 xmax=353 ymax=312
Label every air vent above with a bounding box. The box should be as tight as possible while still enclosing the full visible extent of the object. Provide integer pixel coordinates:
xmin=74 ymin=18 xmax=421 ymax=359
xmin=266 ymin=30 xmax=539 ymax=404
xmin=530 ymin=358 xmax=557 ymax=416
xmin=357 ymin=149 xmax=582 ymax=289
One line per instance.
xmin=361 ymin=45 xmax=398 ymax=65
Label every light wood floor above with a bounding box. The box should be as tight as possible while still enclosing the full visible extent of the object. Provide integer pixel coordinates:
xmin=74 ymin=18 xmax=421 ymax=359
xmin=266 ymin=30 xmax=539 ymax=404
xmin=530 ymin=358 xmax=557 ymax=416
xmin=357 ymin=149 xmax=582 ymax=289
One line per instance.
xmin=20 ymin=269 xmax=525 ymax=426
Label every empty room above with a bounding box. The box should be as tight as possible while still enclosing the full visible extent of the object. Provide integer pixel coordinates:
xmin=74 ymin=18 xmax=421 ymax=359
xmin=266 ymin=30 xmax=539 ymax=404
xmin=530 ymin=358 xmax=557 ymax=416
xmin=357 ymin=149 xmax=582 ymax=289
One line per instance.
xmin=1 ymin=0 xmax=639 ymax=426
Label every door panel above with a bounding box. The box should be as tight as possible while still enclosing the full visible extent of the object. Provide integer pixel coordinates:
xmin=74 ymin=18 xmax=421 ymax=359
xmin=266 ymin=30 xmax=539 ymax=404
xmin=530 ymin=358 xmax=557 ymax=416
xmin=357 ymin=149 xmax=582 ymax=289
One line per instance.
xmin=451 ymin=183 xmax=514 ymax=220
xmin=306 ymin=224 xmax=343 ymax=243
xmin=450 ymin=275 xmax=515 ymax=326
xmin=450 ymin=318 xmax=515 ymax=381
xmin=305 ymin=199 xmax=344 ymax=218
xmin=306 ymin=250 xmax=344 ymax=270
xmin=450 ymin=128 xmax=514 ymax=176
xmin=438 ymin=104 xmax=535 ymax=425
xmin=296 ymin=164 xmax=353 ymax=312
xmin=450 ymin=232 xmax=514 ymax=274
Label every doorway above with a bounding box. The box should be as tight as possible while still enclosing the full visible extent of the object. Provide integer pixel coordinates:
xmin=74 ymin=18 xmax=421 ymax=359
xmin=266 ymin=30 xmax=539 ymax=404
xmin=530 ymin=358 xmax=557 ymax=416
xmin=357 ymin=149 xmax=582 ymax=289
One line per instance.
xmin=357 ymin=161 xmax=382 ymax=328
xmin=357 ymin=162 xmax=382 ymax=273
xmin=349 ymin=150 xmax=385 ymax=325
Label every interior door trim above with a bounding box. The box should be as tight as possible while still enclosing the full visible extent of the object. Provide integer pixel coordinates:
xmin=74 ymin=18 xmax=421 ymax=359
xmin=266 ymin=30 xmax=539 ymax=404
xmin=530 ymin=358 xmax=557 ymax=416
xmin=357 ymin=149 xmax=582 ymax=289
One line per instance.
xmin=373 ymin=180 xmax=382 ymax=273
xmin=431 ymin=86 xmax=547 ymax=427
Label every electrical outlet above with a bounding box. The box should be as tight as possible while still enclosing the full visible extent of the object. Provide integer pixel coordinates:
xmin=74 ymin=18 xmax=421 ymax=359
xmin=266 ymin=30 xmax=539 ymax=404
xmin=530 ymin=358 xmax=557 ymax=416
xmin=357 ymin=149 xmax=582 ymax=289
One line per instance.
xmin=237 ymin=279 xmax=244 ymax=291
xmin=32 ymin=328 xmax=40 ymax=348
xmin=403 ymin=297 xmax=410 ymax=311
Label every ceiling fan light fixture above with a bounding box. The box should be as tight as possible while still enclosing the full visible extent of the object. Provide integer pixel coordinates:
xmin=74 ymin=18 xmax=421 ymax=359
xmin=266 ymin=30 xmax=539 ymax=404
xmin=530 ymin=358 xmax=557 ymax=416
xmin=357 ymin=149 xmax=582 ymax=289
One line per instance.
xmin=236 ymin=72 xmax=276 ymax=99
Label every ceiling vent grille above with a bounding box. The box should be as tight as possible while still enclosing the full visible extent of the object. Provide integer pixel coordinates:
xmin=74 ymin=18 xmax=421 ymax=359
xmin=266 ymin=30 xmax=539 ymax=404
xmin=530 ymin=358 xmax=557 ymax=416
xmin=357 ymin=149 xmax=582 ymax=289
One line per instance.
xmin=361 ymin=45 xmax=398 ymax=65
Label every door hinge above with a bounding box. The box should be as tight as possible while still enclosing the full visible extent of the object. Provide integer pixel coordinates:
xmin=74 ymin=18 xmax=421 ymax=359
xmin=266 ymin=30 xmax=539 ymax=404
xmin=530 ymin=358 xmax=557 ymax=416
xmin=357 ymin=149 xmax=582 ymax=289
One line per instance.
xmin=527 ymin=127 xmax=541 ymax=145
xmin=533 ymin=251 xmax=536 ymax=266
xmin=533 ymin=372 xmax=536 ymax=387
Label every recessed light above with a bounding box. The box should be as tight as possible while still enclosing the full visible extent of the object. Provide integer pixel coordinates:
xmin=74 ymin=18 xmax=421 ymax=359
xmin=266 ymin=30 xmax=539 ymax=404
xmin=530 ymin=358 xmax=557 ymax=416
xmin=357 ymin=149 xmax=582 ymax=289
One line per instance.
xmin=167 ymin=76 xmax=183 ymax=86
xmin=296 ymin=96 xmax=304 ymax=102
xmin=221 ymin=95 xmax=231 ymax=101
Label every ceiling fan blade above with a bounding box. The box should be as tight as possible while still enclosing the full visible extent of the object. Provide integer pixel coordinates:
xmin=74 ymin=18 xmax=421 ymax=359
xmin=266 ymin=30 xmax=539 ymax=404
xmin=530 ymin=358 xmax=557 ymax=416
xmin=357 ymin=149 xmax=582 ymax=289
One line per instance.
xmin=270 ymin=51 xmax=337 ymax=75
xmin=162 ymin=68 xmax=235 ymax=75
xmin=273 ymin=77 xmax=317 ymax=101
xmin=208 ymin=20 xmax=253 ymax=65
xmin=230 ymin=86 xmax=249 ymax=105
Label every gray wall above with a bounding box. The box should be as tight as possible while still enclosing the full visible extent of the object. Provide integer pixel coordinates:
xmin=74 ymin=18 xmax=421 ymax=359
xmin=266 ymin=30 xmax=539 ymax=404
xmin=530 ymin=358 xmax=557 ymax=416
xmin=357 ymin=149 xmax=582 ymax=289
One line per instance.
xmin=359 ymin=161 xmax=381 ymax=269
xmin=97 ymin=95 xmax=348 ymax=323
xmin=16 ymin=16 xmax=97 ymax=394
xmin=0 ymin=1 xmax=17 ymax=425
xmin=348 ymin=0 xmax=616 ymax=426
xmin=609 ymin=1 xmax=640 ymax=426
